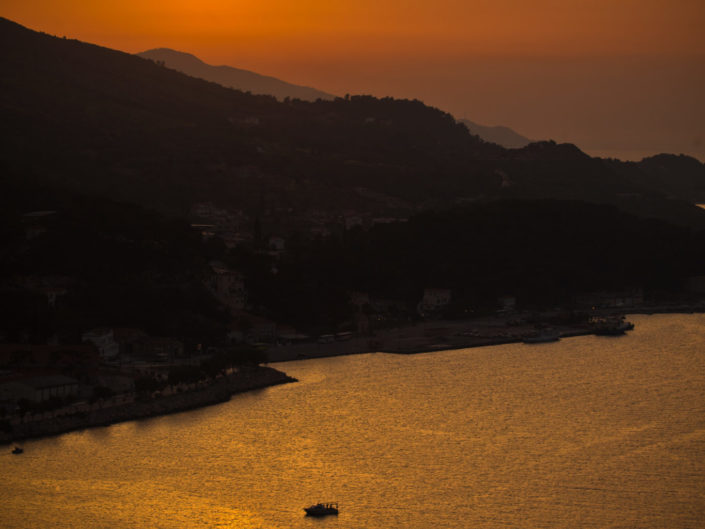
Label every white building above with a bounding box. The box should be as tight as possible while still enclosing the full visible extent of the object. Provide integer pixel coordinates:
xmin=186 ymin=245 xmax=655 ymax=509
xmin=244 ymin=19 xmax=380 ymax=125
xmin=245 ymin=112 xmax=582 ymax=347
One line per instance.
xmin=82 ymin=328 xmax=120 ymax=361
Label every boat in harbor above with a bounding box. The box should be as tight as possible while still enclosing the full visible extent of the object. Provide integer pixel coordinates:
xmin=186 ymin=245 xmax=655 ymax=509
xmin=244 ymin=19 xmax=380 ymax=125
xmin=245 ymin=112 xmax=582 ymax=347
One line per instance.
xmin=304 ymin=502 xmax=339 ymax=517
xmin=591 ymin=315 xmax=635 ymax=336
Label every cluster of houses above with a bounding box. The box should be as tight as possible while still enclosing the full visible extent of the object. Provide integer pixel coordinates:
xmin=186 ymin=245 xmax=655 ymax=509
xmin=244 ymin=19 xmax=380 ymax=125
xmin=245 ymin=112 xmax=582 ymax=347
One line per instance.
xmin=189 ymin=201 xmax=407 ymax=253
xmin=80 ymin=328 xmax=185 ymax=364
xmin=2 ymin=206 xmax=687 ymax=416
xmin=0 ymin=343 xmax=99 ymax=413
xmin=0 ymin=328 xmax=192 ymax=414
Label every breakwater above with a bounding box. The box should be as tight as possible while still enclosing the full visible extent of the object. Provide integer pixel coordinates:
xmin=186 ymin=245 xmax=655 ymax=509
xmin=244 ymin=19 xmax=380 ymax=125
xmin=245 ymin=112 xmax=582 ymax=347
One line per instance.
xmin=2 ymin=366 xmax=296 ymax=444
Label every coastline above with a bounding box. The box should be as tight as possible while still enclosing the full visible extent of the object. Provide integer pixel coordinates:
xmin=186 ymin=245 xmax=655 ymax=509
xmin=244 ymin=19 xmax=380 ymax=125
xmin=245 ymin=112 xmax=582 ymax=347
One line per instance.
xmin=6 ymin=307 xmax=701 ymax=445
xmin=264 ymin=326 xmax=593 ymax=362
xmin=264 ymin=305 xmax=704 ymax=362
xmin=264 ymin=319 xmax=595 ymax=362
xmin=2 ymin=366 xmax=296 ymax=445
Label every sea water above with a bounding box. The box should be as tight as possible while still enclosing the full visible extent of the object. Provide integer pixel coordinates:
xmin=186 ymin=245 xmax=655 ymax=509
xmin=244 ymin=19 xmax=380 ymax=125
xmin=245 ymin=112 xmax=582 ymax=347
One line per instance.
xmin=2 ymin=313 xmax=704 ymax=528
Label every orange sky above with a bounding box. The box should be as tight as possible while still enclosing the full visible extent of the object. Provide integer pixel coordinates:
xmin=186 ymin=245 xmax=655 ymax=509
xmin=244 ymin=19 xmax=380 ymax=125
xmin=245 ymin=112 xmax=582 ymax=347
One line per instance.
xmin=3 ymin=1 xmax=705 ymax=160
xmin=6 ymin=1 xmax=704 ymax=60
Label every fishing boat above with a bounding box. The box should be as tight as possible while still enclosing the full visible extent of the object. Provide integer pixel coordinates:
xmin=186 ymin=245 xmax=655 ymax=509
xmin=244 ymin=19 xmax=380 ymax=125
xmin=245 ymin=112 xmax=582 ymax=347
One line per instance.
xmin=304 ymin=502 xmax=339 ymax=517
xmin=591 ymin=315 xmax=635 ymax=336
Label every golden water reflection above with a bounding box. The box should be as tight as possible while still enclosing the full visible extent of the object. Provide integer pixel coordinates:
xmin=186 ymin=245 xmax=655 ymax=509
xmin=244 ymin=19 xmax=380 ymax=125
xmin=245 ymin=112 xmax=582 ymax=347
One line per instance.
xmin=2 ymin=314 xmax=705 ymax=528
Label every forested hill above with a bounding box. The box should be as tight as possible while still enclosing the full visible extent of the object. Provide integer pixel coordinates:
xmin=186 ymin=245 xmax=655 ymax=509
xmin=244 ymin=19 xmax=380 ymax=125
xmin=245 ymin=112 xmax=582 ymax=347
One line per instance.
xmin=1 ymin=17 xmax=705 ymax=229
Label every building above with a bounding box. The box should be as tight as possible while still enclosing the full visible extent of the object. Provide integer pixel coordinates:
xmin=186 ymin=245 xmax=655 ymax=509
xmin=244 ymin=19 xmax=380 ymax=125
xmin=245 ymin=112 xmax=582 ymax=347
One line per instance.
xmin=82 ymin=328 xmax=120 ymax=362
xmin=133 ymin=337 xmax=184 ymax=362
xmin=22 ymin=210 xmax=56 ymax=240
xmin=94 ymin=371 xmax=136 ymax=394
xmin=268 ymin=236 xmax=286 ymax=255
xmin=112 ymin=328 xmax=149 ymax=357
xmin=498 ymin=296 xmax=517 ymax=312
xmin=418 ymin=288 xmax=452 ymax=317
xmin=575 ymin=289 xmax=644 ymax=309
xmin=0 ymin=344 xmax=100 ymax=371
xmin=229 ymin=314 xmax=278 ymax=344
xmin=205 ymin=261 xmax=247 ymax=311
xmin=0 ymin=375 xmax=79 ymax=403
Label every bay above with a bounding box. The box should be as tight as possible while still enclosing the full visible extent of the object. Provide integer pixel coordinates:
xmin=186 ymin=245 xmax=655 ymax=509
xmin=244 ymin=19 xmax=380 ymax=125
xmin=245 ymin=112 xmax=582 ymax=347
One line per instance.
xmin=2 ymin=313 xmax=704 ymax=528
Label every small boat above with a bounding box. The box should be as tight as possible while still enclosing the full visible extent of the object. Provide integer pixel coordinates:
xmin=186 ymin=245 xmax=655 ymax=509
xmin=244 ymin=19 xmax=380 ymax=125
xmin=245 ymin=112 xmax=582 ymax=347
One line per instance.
xmin=590 ymin=315 xmax=634 ymax=336
xmin=12 ymin=446 xmax=23 ymax=454
xmin=304 ymin=502 xmax=339 ymax=517
xmin=619 ymin=320 xmax=635 ymax=331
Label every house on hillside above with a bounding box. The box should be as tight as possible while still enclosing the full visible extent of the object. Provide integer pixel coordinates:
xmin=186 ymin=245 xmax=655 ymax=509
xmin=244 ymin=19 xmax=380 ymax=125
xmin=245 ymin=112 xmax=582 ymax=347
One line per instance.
xmin=229 ymin=314 xmax=277 ymax=344
xmin=268 ymin=236 xmax=286 ymax=256
xmin=82 ymin=328 xmax=120 ymax=362
xmin=498 ymin=296 xmax=517 ymax=313
xmin=575 ymin=289 xmax=644 ymax=309
xmin=22 ymin=210 xmax=56 ymax=240
xmin=94 ymin=370 xmax=135 ymax=394
xmin=0 ymin=344 xmax=100 ymax=371
xmin=348 ymin=291 xmax=371 ymax=334
xmin=418 ymin=288 xmax=452 ymax=317
xmin=111 ymin=328 xmax=149 ymax=359
xmin=205 ymin=261 xmax=247 ymax=311
xmin=132 ymin=337 xmax=184 ymax=362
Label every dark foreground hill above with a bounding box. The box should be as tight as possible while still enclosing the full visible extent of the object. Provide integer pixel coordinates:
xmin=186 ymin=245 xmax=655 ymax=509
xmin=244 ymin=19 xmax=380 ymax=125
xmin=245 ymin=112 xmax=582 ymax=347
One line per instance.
xmin=138 ymin=48 xmax=335 ymax=102
xmin=0 ymin=179 xmax=228 ymax=345
xmin=231 ymin=199 xmax=705 ymax=331
xmin=1 ymin=16 xmax=705 ymax=230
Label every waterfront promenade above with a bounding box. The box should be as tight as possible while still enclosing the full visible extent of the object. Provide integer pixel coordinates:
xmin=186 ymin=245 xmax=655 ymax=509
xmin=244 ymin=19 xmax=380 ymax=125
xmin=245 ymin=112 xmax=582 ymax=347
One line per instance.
xmin=2 ymin=366 xmax=295 ymax=444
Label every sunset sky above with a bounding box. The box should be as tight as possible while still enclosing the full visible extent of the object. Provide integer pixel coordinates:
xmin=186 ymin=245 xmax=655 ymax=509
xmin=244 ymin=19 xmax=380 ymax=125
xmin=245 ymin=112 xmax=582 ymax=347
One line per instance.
xmin=4 ymin=0 xmax=705 ymax=160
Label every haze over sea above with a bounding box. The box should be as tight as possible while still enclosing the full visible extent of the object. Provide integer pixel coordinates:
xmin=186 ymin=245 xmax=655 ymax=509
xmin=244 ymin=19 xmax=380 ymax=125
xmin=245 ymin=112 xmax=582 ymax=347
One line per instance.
xmin=3 ymin=314 xmax=704 ymax=528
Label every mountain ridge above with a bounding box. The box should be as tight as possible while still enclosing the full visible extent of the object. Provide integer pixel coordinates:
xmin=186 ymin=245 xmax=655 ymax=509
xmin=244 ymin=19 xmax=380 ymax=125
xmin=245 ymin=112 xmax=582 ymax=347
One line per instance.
xmin=2 ymin=16 xmax=705 ymax=231
xmin=460 ymin=119 xmax=533 ymax=148
xmin=138 ymin=47 xmax=335 ymax=102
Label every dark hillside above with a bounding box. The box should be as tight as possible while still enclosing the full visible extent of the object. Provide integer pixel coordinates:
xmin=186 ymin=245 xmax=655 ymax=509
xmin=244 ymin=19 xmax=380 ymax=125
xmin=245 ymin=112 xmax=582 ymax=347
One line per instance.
xmin=636 ymin=154 xmax=705 ymax=202
xmin=1 ymin=17 xmax=705 ymax=229
xmin=0 ymin=17 xmax=496 ymax=216
xmin=232 ymin=200 xmax=705 ymax=331
xmin=0 ymin=179 xmax=228 ymax=345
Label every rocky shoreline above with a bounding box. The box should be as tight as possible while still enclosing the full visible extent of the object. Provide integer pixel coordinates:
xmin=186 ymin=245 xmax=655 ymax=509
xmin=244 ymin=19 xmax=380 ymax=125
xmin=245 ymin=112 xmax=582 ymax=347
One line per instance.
xmin=2 ymin=366 xmax=296 ymax=445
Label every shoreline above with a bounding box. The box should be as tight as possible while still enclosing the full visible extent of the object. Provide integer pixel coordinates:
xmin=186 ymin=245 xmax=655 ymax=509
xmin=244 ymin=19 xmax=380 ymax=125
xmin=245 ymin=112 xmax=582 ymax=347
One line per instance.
xmin=265 ymin=326 xmax=595 ymax=362
xmin=265 ymin=306 xmax=705 ymax=362
xmin=2 ymin=366 xmax=296 ymax=445
xmin=5 ymin=308 xmax=701 ymax=445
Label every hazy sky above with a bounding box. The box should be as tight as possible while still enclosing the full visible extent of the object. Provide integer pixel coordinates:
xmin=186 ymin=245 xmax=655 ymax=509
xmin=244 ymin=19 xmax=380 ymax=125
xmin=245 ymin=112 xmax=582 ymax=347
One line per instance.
xmin=4 ymin=1 xmax=705 ymax=160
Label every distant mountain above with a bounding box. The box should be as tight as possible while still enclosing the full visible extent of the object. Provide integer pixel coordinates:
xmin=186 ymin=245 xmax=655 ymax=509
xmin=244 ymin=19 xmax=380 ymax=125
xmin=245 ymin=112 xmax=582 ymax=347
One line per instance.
xmin=138 ymin=48 xmax=335 ymax=102
xmin=2 ymin=16 xmax=705 ymax=230
xmin=460 ymin=119 xmax=532 ymax=148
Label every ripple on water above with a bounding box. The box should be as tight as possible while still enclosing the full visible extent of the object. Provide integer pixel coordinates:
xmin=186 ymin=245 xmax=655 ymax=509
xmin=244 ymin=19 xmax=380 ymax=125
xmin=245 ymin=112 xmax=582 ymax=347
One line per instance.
xmin=2 ymin=314 xmax=705 ymax=528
